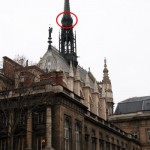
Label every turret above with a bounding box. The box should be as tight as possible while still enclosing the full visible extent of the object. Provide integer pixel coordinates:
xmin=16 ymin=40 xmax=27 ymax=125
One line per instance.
xmin=102 ymin=58 xmax=113 ymax=118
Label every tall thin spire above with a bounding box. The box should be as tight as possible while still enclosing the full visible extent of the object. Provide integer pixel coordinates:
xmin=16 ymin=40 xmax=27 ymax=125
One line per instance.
xmin=64 ymin=0 xmax=70 ymax=12
xmin=59 ymin=0 xmax=78 ymax=67
xmin=61 ymin=0 xmax=73 ymax=27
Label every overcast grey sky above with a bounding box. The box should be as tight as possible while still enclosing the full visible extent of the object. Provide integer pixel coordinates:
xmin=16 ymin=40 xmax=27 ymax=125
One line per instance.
xmin=0 ymin=0 xmax=150 ymax=108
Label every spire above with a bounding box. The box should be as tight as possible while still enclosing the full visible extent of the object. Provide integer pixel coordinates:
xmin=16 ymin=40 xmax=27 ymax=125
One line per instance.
xmin=64 ymin=0 xmax=70 ymax=12
xmin=61 ymin=0 xmax=73 ymax=27
xmin=48 ymin=27 xmax=53 ymax=51
xmin=103 ymin=58 xmax=110 ymax=83
xmin=59 ymin=0 xmax=78 ymax=68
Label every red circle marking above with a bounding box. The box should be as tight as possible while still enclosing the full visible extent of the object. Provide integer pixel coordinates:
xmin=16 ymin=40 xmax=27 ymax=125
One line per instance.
xmin=56 ymin=12 xmax=78 ymax=29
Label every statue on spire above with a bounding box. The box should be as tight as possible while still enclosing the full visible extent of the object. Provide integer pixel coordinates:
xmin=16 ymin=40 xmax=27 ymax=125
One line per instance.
xmin=48 ymin=27 xmax=53 ymax=51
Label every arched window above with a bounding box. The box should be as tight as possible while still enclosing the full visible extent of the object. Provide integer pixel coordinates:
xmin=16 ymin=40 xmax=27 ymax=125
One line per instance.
xmin=75 ymin=124 xmax=81 ymax=150
xmin=64 ymin=118 xmax=71 ymax=150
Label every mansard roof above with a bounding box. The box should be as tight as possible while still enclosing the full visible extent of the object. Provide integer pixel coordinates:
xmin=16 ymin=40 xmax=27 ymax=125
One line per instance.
xmin=115 ymin=96 xmax=150 ymax=115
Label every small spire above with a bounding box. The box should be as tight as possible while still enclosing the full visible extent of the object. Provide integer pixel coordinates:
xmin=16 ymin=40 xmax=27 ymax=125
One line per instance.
xmin=103 ymin=57 xmax=108 ymax=73
xmin=75 ymin=65 xmax=80 ymax=80
xmin=85 ymin=73 xmax=90 ymax=87
xmin=104 ymin=57 xmax=107 ymax=67
xmin=69 ymin=61 xmax=74 ymax=77
xmin=104 ymin=57 xmax=108 ymax=72
xmin=48 ymin=27 xmax=53 ymax=51
xmin=103 ymin=58 xmax=110 ymax=83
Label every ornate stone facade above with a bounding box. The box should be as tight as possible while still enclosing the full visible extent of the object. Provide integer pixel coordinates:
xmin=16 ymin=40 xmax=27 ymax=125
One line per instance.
xmin=0 ymin=0 xmax=142 ymax=149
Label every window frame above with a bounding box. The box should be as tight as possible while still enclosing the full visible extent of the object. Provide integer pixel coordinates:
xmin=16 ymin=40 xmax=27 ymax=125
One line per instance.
xmin=64 ymin=115 xmax=72 ymax=150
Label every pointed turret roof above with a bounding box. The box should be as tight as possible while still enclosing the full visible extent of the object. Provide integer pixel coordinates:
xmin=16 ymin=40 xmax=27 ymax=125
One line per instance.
xmin=75 ymin=65 xmax=80 ymax=80
xmin=69 ymin=61 xmax=74 ymax=77
xmin=102 ymin=58 xmax=111 ymax=84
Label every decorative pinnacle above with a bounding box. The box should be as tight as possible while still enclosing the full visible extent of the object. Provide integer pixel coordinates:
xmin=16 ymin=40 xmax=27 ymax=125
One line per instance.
xmin=69 ymin=61 xmax=74 ymax=77
xmin=48 ymin=27 xmax=53 ymax=51
xmin=104 ymin=57 xmax=107 ymax=68
xmin=103 ymin=57 xmax=108 ymax=73
xmin=103 ymin=58 xmax=110 ymax=83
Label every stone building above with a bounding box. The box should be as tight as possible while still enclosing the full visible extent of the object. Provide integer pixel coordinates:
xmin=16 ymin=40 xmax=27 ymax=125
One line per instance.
xmin=0 ymin=0 xmax=141 ymax=149
xmin=110 ymin=96 xmax=150 ymax=150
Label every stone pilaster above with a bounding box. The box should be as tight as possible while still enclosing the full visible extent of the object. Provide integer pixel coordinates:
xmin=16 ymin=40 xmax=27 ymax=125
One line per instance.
xmin=25 ymin=110 xmax=32 ymax=150
xmin=44 ymin=107 xmax=54 ymax=150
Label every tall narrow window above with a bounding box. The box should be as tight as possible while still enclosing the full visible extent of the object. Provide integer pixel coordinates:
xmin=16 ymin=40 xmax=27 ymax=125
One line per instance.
xmin=64 ymin=118 xmax=71 ymax=150
xmin=75 ymin=124 xmax=81 ymax=150
xmin=99 ymin=139 xmax=104 ymax=150
xmin=112 ymin=138 xmax=115 ymax=150
xmin=85 ymin=126 xmax=89 ymax=150
xmin=14 ymin=136 xmax=25 ymax=150
xmin=33 ymin=110 xmax=45 ymax=125
xmin=106 ymin=136 xmax=110 ymax=150
xmin=35 ymin=135 xmax=46 ymax=150
xmin=92 ymin=130 xmax=96 ymax=150
xmin=0 ymin=112 xmax=7 ymax=128
xmin=117 ymin=140 xmax=120 ymax=150
xmin=147 ymin=129 xmax=150 ymax=141
xmin=18 ymin=111 xmax=26 ymax=126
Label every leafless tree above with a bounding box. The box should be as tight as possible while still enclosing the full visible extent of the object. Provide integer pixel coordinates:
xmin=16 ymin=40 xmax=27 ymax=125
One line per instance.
xmin=0 ymin=76 xmax=53 ymax=150
xmin=14 ymin=54 xmax=36 ymax=67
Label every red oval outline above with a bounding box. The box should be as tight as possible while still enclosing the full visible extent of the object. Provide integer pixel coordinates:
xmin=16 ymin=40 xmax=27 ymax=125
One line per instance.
xmin=56 ymin=12 xmax=78 ymax=29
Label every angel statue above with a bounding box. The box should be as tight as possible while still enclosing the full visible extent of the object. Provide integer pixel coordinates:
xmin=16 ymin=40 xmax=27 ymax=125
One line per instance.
xmin=49 ymin=27 xmax=53 ymax=38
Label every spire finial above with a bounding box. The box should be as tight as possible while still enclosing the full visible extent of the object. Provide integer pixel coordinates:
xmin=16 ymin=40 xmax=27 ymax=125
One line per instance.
xmin=103 ymin=57 xmax=108 ymax=73
xmin=48 ymin=27 xmax=53 ymax=51
xmin=104 ymin=57 xmax=107 ymax=68
xmin=103 ymin=58 xmax=110 ymax=83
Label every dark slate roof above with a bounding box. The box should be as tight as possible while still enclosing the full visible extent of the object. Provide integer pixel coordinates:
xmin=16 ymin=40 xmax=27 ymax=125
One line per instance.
xmin=115 ymin=96 xmax=150 ymax=115
xmin=39 ymin=46 xmax=96 ymax=89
